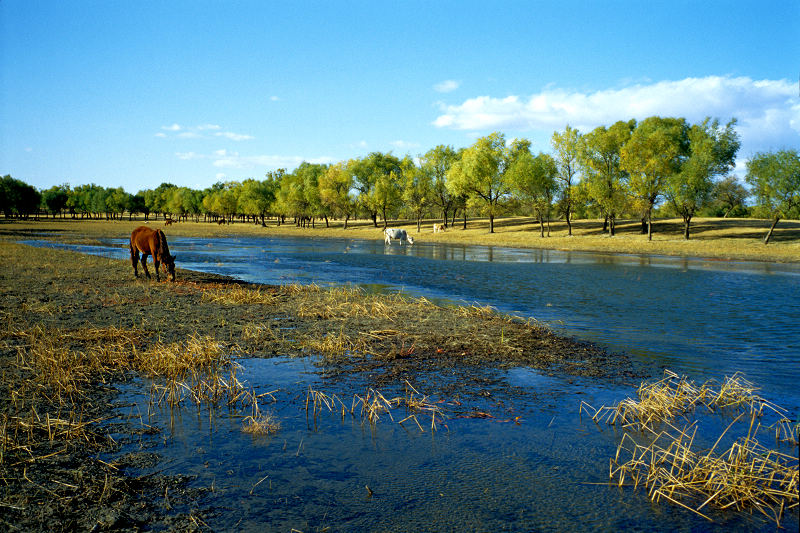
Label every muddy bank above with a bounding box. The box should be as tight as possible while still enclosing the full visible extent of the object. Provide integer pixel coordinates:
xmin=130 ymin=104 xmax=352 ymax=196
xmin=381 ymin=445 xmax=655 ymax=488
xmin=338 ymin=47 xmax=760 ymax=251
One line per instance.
xmin=0 ymin=233 xmax=638 ymax=530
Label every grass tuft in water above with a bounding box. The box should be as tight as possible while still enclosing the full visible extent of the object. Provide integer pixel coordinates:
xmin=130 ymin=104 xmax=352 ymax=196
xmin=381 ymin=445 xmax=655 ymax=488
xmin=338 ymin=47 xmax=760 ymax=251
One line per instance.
xmin=581 ymin=370 xmax=799 ymax=526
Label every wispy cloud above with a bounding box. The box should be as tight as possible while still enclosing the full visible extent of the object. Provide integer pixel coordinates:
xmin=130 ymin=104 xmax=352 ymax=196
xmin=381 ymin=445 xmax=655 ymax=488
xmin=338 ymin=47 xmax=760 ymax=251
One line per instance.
xmin=434 ymin=79 xmax=460 ymax=93
xmin=174 ymin=149 xmax=333 ymax=171
xmin=390 ymin=140 xmax=420 ymax=150
xmin=157 ymin=124 xmax=253 ymax=141
xmin=215 ymin=131 xmax=255 ymax=141
xmin=433 ymin=76 xmax=800 ymax=157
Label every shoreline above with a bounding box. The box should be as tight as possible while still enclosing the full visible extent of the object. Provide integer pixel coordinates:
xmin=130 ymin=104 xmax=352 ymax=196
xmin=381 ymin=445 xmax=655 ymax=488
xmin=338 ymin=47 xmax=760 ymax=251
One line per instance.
xmin=3 ymin=216 xmax=799 ymax=264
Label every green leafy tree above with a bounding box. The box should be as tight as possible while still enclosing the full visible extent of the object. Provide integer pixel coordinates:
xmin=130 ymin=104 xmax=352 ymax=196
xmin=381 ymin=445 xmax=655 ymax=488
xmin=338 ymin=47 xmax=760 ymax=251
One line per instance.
xmin=551 ymin=125 xmax=583 ymax=236
xmin=1 ymin=175 xmax=41 ymax=219
xmin=264 ymin=169 xmax=286 ymax=224
xmin=41 ymin=184 xmax=70 ymax=218
xmin=581 ymin=120 xmax=635 ymax=236
xmin=421 ymin=145 xmax=459 ymax=225
xmin=401 ymin=155 xmax=432 ymax=232
xmin=620 ymin=116 xmax=689 ymax=240
xmin=707 ymin=175 xmax=748 ymax=218
xmin=446 ymin=132 xmax=523 ymax=233
xmin=239 ymin=179 xmax=275 ymax=226
xmin=295 ymin=162 xmax=329 ymax=227
xmin=319 ymin=162 xmax=355 ymax=228
xmin=350 ymin=152 xmax=402 ymax=227
xmin=507 ymin=152 xmax=558 ymax=237
xmin=129 ymin=193 xmax=147 ymax=220
xmin=106 ymin=187 xmax=131 ymax=219
xmin=275 ymin=171 xmax=309 ymax=225
xmin=667 ymin=118 xmax=740 ymax=239
xmin=746 ymin=149 xmax=800 ymax=244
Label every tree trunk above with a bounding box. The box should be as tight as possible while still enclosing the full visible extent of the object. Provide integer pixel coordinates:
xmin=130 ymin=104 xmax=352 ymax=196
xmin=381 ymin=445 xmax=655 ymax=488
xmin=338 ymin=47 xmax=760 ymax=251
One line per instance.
xmin=764 ymin=217 xmax=780 ymax=244
xmin=647 ymin=210 xmax=653 ymax=241
xmin=609 ymin=216 xmax=615 ymax=237
xmin=602 ymin=215 xmax=608 ymax=233
xmin=566 ymin=210 xmax=572 ymax=236
xmin=462 ymin=211 xmax=467 ymax=230
xmin=538 ymin=214 xmax=544 ymax=238
xmin=489 ymin=215 xmax=494 ymax=233
xmin=683 ymin=215 xmax=691 ymax=240
xmin=344 ymin=215 xmax=349 ymax=229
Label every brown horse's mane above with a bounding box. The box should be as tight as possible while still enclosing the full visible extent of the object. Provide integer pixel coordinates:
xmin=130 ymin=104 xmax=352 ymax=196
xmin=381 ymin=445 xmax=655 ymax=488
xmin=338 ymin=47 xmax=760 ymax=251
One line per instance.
xmin=157 ymin=229 xmax=171 ymax=261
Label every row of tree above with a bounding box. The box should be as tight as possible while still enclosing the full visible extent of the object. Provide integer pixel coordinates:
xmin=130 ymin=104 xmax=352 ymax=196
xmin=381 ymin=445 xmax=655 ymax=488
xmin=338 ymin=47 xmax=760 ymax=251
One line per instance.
xmin=3 ymin=116 xmax=799 ymax=243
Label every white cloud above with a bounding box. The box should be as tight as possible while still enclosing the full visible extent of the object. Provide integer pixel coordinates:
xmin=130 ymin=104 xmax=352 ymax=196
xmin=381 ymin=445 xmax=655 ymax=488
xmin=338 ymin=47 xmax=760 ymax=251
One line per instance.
xmin=434 ymin=79 xmax=460 ymax=93
xmin=215 ymin=131 xmax=255 ymax=141
xmin=156 ymin=123 xmax=252 ymax=140
xmin=270 ymin=96 xmax=280 ymax=102
xmin=172 ymin=149 xmax=332 ymax=171
xmin=390 ymin=140 xmax=420 ymax=150
xmin=175 ymin=151 xmax=202 ymax=160
xmin=433 ymin=76 xmax=800 ymax=158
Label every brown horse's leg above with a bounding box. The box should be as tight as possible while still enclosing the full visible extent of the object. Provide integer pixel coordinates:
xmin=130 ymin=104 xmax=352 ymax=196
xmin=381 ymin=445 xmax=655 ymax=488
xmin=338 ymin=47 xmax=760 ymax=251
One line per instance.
xmin=141 ymin=254 xmax=151 ymax=279
xmin=131 ymin=245 xmax=139 ymax=277
xmin=153 ymin=259 xmax=161 ymax=282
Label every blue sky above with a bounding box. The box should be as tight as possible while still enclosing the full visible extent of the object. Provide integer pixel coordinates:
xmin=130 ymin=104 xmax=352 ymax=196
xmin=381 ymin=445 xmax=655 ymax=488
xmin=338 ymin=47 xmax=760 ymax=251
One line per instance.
xmin=2 ymin=1 xmax=798 ymax=192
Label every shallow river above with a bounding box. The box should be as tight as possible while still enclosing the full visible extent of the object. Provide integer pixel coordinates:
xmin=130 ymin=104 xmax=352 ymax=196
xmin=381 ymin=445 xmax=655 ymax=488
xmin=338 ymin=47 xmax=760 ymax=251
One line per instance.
xmin=29 ymin=235 xmax=800 ymax=531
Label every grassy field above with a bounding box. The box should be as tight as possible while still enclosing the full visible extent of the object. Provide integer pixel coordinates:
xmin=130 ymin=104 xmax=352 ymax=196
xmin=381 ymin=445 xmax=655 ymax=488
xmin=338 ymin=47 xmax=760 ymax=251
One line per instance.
xmin=6 ymin=215 xmax=799 ymax=263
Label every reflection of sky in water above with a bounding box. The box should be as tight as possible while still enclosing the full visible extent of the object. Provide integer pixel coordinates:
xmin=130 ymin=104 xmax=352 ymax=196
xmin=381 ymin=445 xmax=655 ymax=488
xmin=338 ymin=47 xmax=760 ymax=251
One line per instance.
xmin=23 ymin=235 xmax=800 ymax=412
xmin=109 ymin=357 xmax=796 ymax=532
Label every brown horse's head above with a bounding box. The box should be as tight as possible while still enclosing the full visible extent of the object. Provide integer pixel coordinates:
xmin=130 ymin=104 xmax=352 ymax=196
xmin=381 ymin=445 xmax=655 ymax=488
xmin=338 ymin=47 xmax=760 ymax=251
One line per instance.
xmin=161 ymin=254 xmax=177 ymax=282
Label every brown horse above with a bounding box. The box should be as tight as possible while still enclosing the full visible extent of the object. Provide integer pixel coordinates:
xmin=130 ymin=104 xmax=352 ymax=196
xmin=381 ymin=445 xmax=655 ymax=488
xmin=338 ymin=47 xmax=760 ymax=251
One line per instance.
xmin=130 ymin=226 xmax=176 ymax=282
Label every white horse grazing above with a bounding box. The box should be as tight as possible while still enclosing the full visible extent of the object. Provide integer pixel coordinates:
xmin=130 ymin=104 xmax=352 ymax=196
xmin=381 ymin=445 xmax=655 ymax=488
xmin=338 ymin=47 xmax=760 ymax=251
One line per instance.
xmin=384 ymin=227 xmax=414 ymax=245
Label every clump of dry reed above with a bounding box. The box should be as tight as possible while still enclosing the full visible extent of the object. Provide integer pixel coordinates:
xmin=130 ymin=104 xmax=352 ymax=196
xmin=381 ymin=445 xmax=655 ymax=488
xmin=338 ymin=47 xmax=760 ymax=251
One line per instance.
xmin=300 ymin=327 xmax=371 ymax=360
xmin=398 ymin=380 xmax=446 ymax=431
xmin=581 ymin=370 xmax=799 ymax=526
xmin=304 ymin=381 xmax=446 ymax=432
xmin=611 ymin=420 xmax=798 ymax=525
xmin=242 ymin=412 xmax=281 ymax=435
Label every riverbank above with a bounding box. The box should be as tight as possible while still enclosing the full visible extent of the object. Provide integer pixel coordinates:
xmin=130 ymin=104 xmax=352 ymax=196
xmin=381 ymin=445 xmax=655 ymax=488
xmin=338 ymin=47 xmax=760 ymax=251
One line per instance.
xmin=5 ymin=215 xmax=799 ymax=263
xmin=0 ymin=225 xmax=638 ymax=530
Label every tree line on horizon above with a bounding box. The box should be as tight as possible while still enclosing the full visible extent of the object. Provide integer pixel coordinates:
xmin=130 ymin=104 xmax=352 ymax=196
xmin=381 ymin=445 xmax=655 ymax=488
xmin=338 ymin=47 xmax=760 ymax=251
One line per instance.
xmin=2 ymin=116 xmax=799 ymax=244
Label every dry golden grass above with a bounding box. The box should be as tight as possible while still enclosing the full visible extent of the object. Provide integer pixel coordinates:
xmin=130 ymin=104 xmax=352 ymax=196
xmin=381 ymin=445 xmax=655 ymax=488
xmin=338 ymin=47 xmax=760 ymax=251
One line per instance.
xmin=582 ymin=370 xmax=799 ymax=525
xmin=201 ymin=284 xmax=279 ymax=305
xmin=241 ymin=412 xmax=281 ymax=436
xmin=611 ymin=421 xmax=798 ymax=526
xmin=304 ymin=382 xmax=445 ymax=432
